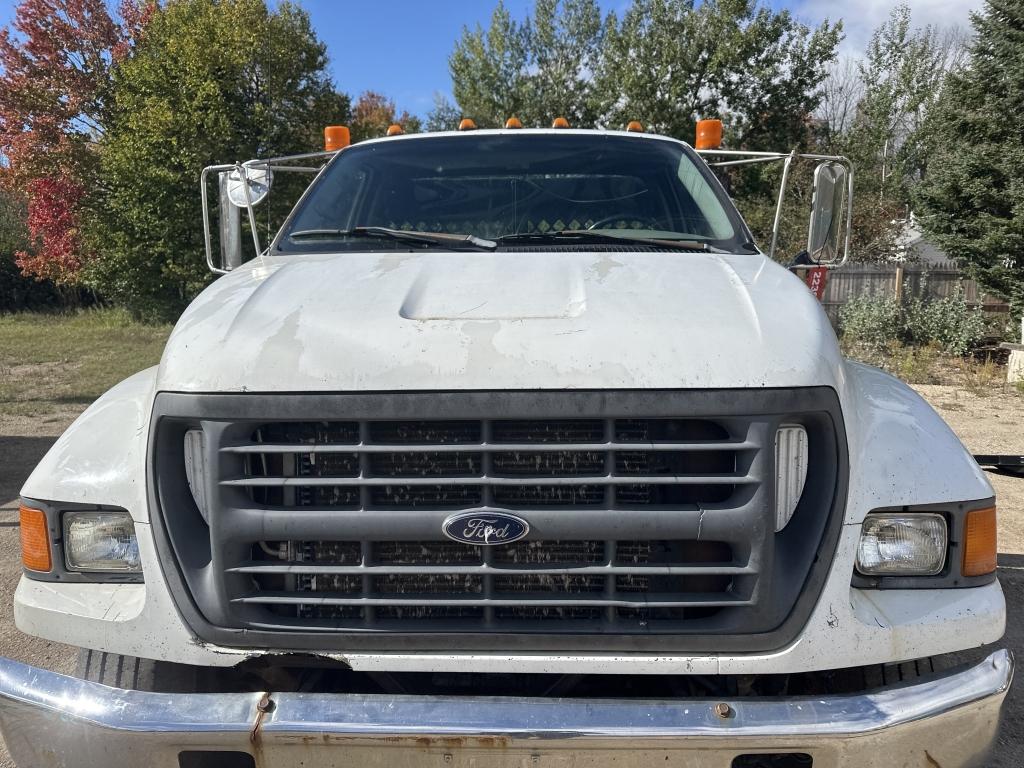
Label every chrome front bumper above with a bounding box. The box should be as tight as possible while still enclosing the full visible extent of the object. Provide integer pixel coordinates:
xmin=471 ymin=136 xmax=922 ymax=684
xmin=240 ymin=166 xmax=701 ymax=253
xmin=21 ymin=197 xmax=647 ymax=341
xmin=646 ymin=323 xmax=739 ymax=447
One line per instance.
xmin=0 ymin=650 xmax=1013 ymax=768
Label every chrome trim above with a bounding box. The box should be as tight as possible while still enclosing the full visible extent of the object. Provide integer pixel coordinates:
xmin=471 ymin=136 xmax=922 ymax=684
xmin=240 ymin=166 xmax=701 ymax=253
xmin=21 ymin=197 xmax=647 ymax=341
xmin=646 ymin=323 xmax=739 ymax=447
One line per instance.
xmin=0 ymin=650 xmax=1012 ymax=767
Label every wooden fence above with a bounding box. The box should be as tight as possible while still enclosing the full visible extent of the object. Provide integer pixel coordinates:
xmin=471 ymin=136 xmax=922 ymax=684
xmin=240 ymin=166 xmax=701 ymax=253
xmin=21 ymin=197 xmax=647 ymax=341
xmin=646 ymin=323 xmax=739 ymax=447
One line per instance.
xmin=820 ymin=261 xmax=1010 ymax=325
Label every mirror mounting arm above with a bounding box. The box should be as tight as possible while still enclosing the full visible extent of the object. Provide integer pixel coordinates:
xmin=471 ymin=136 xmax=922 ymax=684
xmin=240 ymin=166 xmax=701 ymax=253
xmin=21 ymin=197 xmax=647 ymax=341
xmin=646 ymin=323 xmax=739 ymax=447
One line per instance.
xmin=768 ymin=150 xmax=797 ymax=261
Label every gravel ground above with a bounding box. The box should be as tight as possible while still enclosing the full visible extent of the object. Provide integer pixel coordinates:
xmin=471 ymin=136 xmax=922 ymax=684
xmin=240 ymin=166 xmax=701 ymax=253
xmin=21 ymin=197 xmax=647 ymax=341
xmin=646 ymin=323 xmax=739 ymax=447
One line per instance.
xmin=0 ymin=388 xmax=1022 ymax=767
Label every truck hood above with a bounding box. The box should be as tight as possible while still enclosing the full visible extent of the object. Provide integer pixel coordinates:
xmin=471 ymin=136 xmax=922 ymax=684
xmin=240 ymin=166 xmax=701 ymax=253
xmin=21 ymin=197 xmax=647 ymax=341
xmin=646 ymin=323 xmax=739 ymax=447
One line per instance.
xmin=157 ymin=250 xmax=846 ymax=392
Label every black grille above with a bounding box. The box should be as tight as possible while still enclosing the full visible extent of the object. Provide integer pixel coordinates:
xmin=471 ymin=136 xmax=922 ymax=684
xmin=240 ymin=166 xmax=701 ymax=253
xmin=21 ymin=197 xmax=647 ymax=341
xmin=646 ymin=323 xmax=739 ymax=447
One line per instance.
xmin=222 ymin=416 xmax=751 ymax=629
xmin=150 ymin=389 xmax=845 ymax=652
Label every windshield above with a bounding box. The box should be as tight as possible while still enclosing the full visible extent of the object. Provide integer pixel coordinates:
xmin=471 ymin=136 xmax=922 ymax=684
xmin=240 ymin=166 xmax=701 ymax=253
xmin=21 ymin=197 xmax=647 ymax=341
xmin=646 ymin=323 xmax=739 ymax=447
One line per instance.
xmin=275 ymin=133 xmax=752 ymax=254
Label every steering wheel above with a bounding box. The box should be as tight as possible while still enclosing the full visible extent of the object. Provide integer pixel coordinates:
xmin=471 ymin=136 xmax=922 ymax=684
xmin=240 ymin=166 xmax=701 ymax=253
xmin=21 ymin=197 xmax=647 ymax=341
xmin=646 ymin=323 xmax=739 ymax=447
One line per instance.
xmin=586 ymin=214 xmax=664 ymax=231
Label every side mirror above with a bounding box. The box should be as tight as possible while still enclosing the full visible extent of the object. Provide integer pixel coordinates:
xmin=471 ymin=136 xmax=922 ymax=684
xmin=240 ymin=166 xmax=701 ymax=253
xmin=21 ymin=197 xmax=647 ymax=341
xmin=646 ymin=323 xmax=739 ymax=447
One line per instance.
xmin=807 ymin=161 xmax=848 ymax=265
xmin=225 ymin=164 xmax=273 ymax=207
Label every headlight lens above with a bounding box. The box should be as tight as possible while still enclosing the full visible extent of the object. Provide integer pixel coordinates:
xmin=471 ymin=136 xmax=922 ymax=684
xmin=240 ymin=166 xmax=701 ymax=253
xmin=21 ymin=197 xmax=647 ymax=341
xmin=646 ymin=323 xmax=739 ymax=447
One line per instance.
xmin=774 ymin=425 xmax=808 ymax=531
xmin=63 ymin=511 xmax=141 ymax=572
xmin=856 ymin=513 xmax=947 ymax=576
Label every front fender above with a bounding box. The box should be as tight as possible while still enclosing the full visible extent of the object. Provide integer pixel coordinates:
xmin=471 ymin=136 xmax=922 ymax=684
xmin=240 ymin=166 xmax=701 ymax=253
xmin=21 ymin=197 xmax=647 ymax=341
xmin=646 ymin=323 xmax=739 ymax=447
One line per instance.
xmin=841 ymin=361 xmax=993 ymax=522
xmin=21 ymin=367 xmax=157 ymax=523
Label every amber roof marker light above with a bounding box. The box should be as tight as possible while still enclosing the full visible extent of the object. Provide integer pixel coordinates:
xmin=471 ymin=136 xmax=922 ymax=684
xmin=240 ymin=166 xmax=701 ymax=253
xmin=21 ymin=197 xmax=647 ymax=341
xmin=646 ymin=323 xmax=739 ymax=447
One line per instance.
xmin=324 ymin=125 xmax=350 ymax=151
xmin=625 ymin=120 xmax=644 ymax=132
xmin=505 ymin=116 xmax=523 ymax=129
xmin=386 ymin=124 xmax=404 ymax=136
xmin=695 ymin=119 xmax=723 ymax=150
xmin=458 ymin=118 xmax=478 ymax=131
xmin=552 ymin=117 xmax=570 ymax=128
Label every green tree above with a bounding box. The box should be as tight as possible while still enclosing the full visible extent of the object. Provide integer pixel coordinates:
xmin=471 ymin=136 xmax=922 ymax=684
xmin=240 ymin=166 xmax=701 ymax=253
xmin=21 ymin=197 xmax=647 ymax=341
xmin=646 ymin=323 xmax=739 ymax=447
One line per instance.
xmin=522 ymin=0 xmax=604 ymax=126
xmin=448 ymin=0 xmax=603 ymax=127
xmin=596 ymin=0 xmax=840 ymax=145
xmin=914 ymin=0 xmax=1024 ymax=313
xmin=850 ymin=6 xmax=964 ymax=202
xmin=449 ymin=2 xmax=527 ymax=127
xmin=87 ymin=0 xmax=348 ymax=320
xmin=425 ymin=93 xmax=461 ymax=131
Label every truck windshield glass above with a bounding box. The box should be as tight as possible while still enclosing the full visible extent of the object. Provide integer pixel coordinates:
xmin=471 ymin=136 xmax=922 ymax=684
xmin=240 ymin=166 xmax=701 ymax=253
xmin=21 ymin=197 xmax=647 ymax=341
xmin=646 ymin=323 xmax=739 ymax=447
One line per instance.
xmin=275 ymin=133 xmax=750 ymax=254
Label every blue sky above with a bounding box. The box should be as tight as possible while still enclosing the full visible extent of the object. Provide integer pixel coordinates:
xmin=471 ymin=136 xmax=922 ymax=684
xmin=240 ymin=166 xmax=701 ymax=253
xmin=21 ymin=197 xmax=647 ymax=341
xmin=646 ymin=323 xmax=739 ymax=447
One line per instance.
xmin=0 ymin=0 xmax=983 ymax=118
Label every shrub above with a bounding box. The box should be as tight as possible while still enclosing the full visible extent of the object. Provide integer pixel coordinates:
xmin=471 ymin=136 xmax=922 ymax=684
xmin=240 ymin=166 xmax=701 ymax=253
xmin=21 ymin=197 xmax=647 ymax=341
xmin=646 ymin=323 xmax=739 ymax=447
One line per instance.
xmin=902 ymin=293 xmax=986 ymax=355
xmin=839 ymin=289 xmax=986 ymax=356
xmin=838 ymin=293 xmax=903 ymax=351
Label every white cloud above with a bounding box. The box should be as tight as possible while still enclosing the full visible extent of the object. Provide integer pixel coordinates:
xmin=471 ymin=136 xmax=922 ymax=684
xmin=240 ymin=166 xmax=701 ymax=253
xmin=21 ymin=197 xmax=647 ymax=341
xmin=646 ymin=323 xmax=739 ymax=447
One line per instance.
xmin=791 ymin=0 xmax=983 ymax=55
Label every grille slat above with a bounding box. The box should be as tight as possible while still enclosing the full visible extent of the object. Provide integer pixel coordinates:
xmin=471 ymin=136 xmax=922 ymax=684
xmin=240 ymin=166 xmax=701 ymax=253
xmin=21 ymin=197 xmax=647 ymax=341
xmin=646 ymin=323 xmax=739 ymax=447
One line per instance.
xmin=223 ymin=440 xmax=753 ymax=454
xmin=227 ymin=564 xmax=752 ymax=576
xmin=223 ymin=473 xmax=754 ymax=487
xmin=233 ymin=593 xmax=753 ymax=608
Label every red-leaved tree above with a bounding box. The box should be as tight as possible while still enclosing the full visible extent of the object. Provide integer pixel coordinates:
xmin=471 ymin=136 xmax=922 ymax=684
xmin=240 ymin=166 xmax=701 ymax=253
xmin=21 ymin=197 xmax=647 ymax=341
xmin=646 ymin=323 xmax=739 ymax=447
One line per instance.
xmin=350 ymin=91 xmax=422 ymax=143
xmin=0 ymin=0 xmax=152 ymax=283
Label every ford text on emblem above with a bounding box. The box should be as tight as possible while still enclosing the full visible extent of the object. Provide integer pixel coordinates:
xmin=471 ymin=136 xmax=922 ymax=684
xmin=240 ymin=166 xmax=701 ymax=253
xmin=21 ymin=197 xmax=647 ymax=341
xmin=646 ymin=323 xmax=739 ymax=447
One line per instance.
xmin=442 ymin=512 xmax=530 ymax=546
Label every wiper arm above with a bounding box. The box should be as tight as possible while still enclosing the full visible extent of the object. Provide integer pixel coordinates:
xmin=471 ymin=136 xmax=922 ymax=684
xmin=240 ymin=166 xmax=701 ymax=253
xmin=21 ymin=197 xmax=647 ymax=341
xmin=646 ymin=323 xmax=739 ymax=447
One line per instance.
xmin=288 ymin=226 xmax=496 ymax=251
xmin=497 ymin=230 xmax=726 ymax=253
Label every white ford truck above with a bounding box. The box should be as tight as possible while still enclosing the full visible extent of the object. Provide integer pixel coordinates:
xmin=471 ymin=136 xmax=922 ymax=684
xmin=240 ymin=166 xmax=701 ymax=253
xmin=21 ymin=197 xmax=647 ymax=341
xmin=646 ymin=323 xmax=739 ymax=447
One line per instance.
xmin=0 ymin=125 xmax=1012 ymax=768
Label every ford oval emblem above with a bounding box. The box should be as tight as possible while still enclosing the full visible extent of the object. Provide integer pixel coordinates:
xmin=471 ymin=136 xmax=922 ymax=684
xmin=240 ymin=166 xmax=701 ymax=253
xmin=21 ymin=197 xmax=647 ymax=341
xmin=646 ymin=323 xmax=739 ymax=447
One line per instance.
xmin=442 ymin=512 xmax=530 ymax=546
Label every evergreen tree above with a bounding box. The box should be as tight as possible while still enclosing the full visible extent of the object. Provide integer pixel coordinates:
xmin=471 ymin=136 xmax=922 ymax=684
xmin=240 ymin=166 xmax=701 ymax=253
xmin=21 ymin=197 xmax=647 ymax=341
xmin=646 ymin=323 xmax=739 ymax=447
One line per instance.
xmin=914 ymin=0 xmax=1024 ymax=312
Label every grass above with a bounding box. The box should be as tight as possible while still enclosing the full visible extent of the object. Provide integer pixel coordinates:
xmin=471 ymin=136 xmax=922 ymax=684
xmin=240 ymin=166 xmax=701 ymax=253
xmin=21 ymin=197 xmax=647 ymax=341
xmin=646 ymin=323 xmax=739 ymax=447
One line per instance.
xmin=0 ymin=309 xmax=172 ymax=418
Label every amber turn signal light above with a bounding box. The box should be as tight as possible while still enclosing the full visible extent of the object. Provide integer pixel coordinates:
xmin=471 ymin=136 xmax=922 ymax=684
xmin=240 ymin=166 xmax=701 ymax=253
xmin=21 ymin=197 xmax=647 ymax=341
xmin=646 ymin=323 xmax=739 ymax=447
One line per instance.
xmin=695 ymin=118 xmax=723 ymax=150
xmin=19 ymin=505 xmax=51 ymax=573
xmin=963 ymin=506 xmax=997 ymax=577
xmin=324 ymin=125 xmax=350 ymax=151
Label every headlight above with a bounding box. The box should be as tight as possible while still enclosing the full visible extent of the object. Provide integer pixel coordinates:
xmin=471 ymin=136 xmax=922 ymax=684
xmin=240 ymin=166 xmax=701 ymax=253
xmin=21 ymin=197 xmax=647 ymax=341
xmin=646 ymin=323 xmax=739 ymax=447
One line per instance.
xmin=856 ymin=513 xmax=947 ymax=576
xmin=774 ymin=425 xmax=808 ymax=531
xmin=63 ymin=511 xmax=141 ymax=572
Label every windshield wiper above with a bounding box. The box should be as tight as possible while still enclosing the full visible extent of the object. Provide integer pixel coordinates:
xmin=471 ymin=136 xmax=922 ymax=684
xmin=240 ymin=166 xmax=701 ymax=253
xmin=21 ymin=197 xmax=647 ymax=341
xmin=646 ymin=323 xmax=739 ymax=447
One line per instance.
xmin=288 ymin=226 xmax=496 ymax=251
xmin=497 ymin=230 xmax=728 ymax=253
